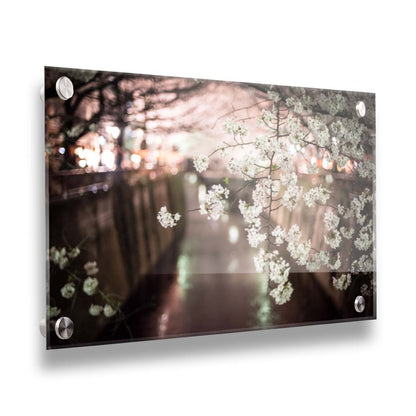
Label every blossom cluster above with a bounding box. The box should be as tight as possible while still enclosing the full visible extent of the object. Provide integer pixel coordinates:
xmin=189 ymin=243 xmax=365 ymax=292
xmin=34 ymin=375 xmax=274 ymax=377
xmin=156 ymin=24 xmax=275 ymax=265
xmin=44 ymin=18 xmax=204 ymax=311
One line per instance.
xmin=330 ymin=119 xmax=369 ymax=168
xmin=269 ymin=282 xmax=294 ymax=305
xmin=303 ymin=185 xmax=331 ymax=207
xmin=286 ymin=94 xmax=312 ymax=114
xmin=257 ymin=109 xmax=275 ymax=126
xmin=227 ymin=153 xmax=264 ymax=180
xmin=255 ymin=135 xmax=280 ymax=158
xmin=267 ymin=90 xmax=281 ymax=103
xmin=89 ymin=303 xmax=116 ymax=317
xmin=357 ymin=159 xmax=375 ymax=179
xmin=286 ymin=224 xmax=301 ymax=244
xmin=268 ymin=258 xmax=290 ymax=284
xmin=242 ymin=212 xmax=266 ymax=249
xmin=224 ymin=119 xmax=248 ymax=136
xmin=254 ymin=249 xmax=289 ymax=283
xmin=280 ymin=171 xmax=297 ymax=187
xmin=352 ymin=253 xmax=374 ymax=274
xmin=60 ymin=283 xmax=76 ymax=299
xmin=335 ymin=189 xmax=374 ymax=272
xmin=327 ymin=253 xmax=341 ymax=270
xmin=271 ymin=225 xmax=285 ymax=245
xmin=324 ymin=211 xmax=340 ymax=231
xmin=200 ymin=184 xmax=229 ymax=220
xmin=49 ymin=246 xmax=69 ymax=270
xmin=48 ymin=246 xmax=80 ymax=270
xmin=354 ymin=220 xmax=373 ymax=251
xmin=282 ymin=184 xmax=303 ymax=211
xmin=288 ymin=239 xmax=312 ymax=266
xmin=83 ymin=276 xmax=99 ymax=296
xmin=47 ymin=242 xmax=121 ymax=327
xmin=305 ymin=250 xmax=329 ymax=272
xmin=47 ymin=305 xmax=61 ymax=318
xmin=245 ymin=226 xmax=266 ymax=248
xmin=193 ymin=154 xmax=209 ymax=173
xmin=325 ymin=229 xmax=342 ymax=249
xmin=332 ymin=273 xmax=351 ymax=290
xmin=360 ymin=277 xmax=375 ymax=296
xmin=84 ymin=260 xmax=99 ymax=275
xmin=340 ymin=226 xmax=355 ymax=239
xmin=287 ymin=117 xmax=305 ymax=147
xmin=308 ymin=117 xmax=331 ymax=147
xmin=157 ymin=206 xmax=181 ymax=228
xmin=254 ymin=249 xmax=293 ymax=305
xmin=239 ymin=200 xmax=262 ymax=228
xmin=319 ymin=93 xmax=347 ymax=116
xmin=274 ymin=141 xmax=294 ymax=171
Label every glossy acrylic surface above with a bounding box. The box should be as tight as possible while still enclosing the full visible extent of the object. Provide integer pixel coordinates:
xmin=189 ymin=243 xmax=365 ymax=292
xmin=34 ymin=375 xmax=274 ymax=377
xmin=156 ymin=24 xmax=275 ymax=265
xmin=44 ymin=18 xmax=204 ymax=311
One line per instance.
xmin=45 ymin=67 xmax=375 ymax=348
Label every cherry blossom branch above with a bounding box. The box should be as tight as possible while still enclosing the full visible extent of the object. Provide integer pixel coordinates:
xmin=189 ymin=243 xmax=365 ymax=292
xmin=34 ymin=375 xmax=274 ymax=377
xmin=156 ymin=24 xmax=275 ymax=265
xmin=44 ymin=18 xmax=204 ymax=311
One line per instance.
xmin=208 ymin=141 xmax=254 ymax=158
xmin=211 ymin=99 xmax=271 ymax=129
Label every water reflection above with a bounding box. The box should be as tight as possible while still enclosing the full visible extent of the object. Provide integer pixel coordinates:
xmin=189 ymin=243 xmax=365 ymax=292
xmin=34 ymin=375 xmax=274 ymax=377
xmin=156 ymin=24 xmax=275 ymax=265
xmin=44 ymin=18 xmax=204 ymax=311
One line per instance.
xmin=198 ymin=184 xmax=206 ymax=204
xmin=187 ymin=173 xmax=197 ymax=184
xmin=158 ymin=312 xmax=169 ymax=337
xmin=228 ymin=225 xmax=239 ymax=244
xmin=177 ymin=254 xmax=192 ymax=292
xmin=250 ymin=274 xmax=274 ymax=327
xmin=227 ymin=258 xmax=239 ymax=273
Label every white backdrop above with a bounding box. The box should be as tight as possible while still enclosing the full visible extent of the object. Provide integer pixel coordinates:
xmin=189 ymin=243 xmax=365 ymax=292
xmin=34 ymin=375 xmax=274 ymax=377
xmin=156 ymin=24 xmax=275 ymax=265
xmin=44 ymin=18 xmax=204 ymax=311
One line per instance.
xmin=1 ymin=1 xmax=415 ymax=414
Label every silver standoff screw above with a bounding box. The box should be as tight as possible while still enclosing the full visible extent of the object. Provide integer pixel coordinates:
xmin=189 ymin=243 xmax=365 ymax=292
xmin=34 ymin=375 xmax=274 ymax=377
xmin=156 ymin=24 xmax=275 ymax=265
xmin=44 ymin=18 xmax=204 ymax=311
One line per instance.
xmin=39 ymin=318 xmax=46 ymax=337
xmin=56 ymin=76 xmax=74 ymax=100
xmin=55 ymin=317 xmax=74 ymax=340
xmin=355 ymin=101 xmax=366 ymax=117
xmin=354 ymin=295 xmax=365 ymax=313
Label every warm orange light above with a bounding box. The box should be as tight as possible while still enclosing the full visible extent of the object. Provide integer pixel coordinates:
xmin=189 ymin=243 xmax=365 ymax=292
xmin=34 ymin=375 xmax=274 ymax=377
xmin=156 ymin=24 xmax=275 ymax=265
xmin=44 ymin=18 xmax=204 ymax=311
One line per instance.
xmin=322 ymin=157 xmax=333 ymax=170
xmin=106 ymin=126 xmax=121 ymax=140
xmin=344 ymin=160 xmax=354 ymax=174
xmin=101 ymin=150 xmax=116 ymax=169
xmin=130 ymin=154 xmax=141 ymax=165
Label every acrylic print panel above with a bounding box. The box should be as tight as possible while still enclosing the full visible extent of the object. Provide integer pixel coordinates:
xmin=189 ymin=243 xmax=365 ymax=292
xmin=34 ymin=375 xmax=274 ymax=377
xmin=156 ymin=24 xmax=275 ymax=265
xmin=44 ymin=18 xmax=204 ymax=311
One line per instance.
xmin=45 ymin=67 xmax=376 ymax=349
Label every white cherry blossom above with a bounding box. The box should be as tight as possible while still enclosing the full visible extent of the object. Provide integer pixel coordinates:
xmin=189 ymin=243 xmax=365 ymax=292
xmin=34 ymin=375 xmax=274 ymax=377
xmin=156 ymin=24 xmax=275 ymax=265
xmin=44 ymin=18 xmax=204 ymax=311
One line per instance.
xmin=200 ymin=184 xmax=229 ymax=220
xmin=333 ymin=273 xmax=351 ymax=290
xmin=157 ymin=206 xmax=181 ymax=228
xmin=83 ymin=277 xmax=99 ymax=296
xmin=193 ymin=154 xmax=209 ymax=173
